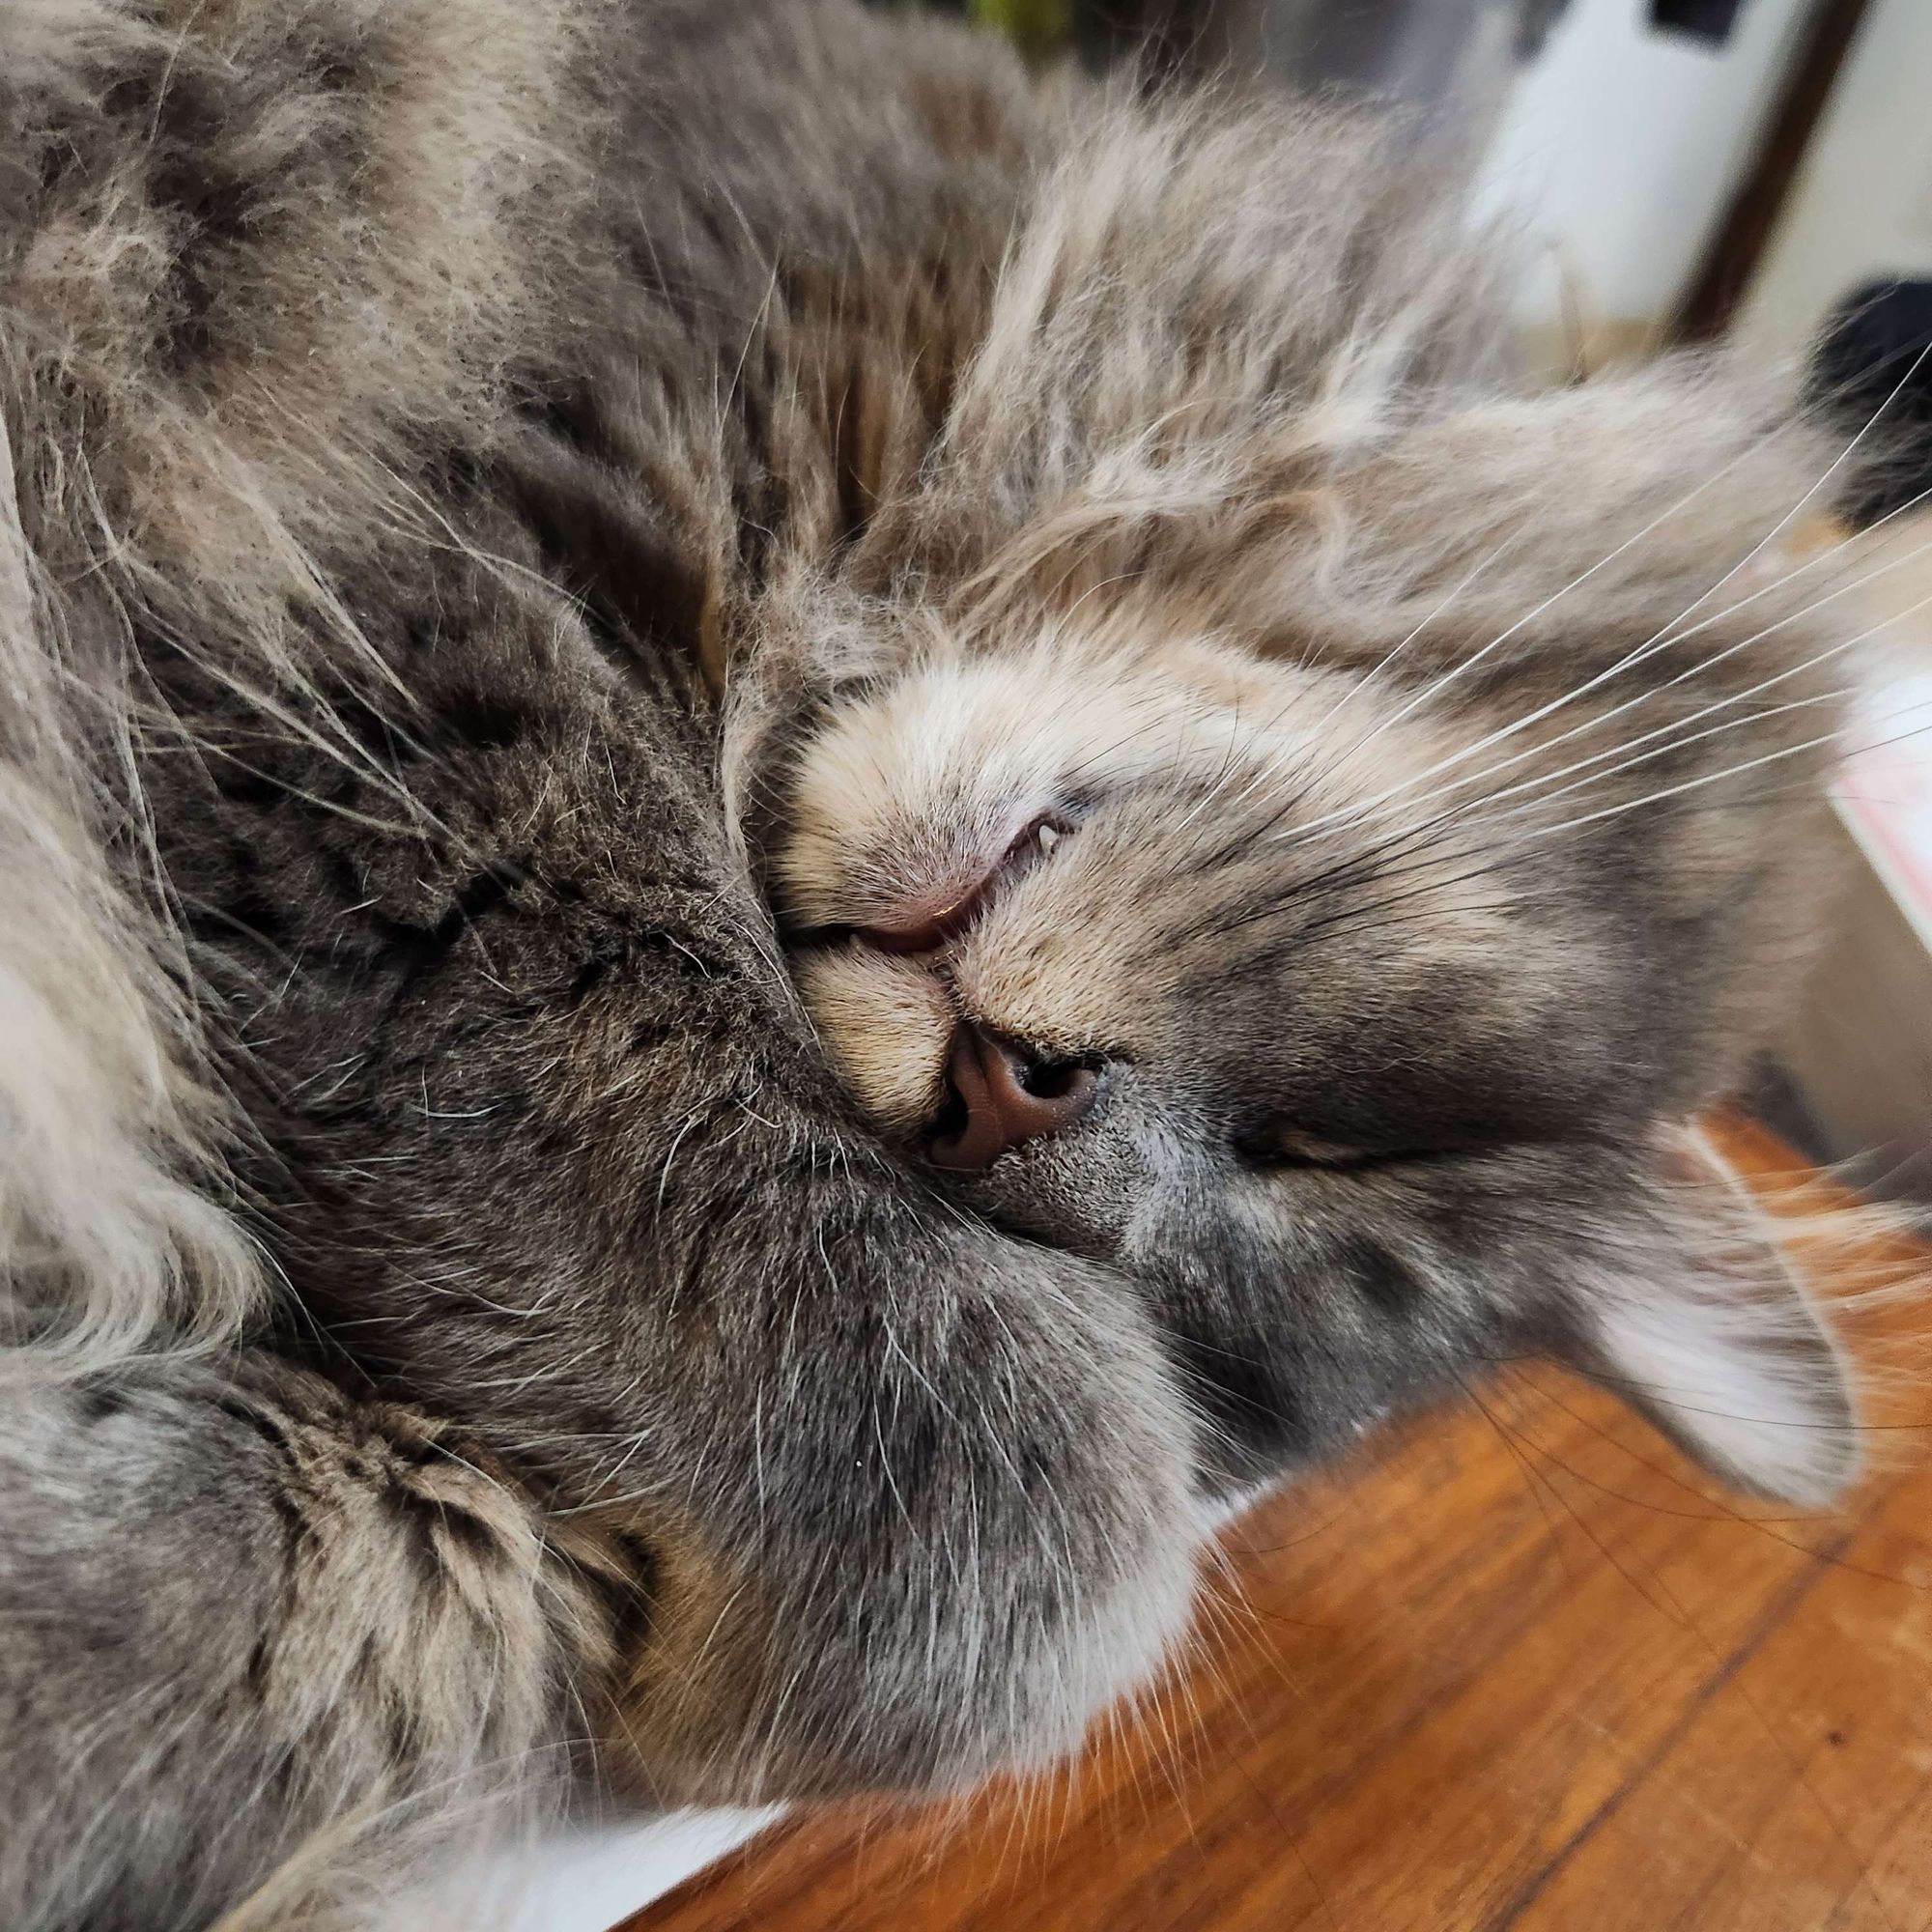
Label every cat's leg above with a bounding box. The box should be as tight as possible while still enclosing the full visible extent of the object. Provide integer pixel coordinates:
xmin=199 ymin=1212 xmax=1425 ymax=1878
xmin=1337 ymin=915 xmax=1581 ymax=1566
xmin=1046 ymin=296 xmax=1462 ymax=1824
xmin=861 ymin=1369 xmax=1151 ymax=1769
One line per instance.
xmin=0 ymin=1350 xmax=632 ymax=1932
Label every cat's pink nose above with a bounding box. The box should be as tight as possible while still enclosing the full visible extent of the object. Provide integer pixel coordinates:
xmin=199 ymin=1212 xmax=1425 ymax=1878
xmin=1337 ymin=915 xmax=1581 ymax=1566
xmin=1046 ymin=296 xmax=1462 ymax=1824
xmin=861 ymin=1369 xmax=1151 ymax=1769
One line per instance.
xmin=927 ymin=1024 xmax=1099 ymax=1171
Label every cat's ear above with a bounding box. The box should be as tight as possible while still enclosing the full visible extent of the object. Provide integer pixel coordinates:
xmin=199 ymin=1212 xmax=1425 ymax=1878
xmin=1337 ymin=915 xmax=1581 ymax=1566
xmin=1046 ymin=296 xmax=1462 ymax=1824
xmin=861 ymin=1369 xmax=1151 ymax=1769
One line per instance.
xmin=1562 ymin=1126 xmax=1860 ymax=1507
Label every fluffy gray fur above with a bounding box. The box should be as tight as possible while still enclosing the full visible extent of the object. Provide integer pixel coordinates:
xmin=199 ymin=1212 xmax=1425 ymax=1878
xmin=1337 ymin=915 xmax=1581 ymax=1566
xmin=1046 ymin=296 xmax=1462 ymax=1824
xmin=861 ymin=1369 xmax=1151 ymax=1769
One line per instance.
xmin=0 ymin=2 xmax=1863 ymax=1924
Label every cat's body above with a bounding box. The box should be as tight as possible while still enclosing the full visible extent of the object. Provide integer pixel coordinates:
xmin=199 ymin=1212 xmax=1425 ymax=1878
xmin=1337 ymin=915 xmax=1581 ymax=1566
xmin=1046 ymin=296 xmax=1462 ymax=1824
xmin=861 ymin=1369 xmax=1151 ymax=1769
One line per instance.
xmin=0 ymin=3 xmax=1862 ymax=1926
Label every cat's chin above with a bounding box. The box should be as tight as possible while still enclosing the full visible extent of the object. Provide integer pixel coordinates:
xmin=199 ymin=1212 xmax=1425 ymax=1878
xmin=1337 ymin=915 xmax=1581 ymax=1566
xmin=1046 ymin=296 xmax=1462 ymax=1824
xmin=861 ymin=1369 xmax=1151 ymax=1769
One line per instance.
xmin=923 ymin=1112 xmax=1160 ymax=1261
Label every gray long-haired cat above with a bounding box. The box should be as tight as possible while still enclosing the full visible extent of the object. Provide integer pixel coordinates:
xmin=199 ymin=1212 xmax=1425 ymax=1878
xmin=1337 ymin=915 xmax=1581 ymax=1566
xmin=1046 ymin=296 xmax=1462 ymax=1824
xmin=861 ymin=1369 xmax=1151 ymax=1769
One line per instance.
xmin=0 ymin=0 xmax=1866 ymax=1924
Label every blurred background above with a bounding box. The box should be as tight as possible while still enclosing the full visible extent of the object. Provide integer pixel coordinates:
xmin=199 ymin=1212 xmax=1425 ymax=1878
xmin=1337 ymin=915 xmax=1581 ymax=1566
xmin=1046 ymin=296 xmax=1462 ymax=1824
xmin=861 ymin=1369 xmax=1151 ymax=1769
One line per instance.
xmin=893 ymin=0 xmax=1932 ymax=1209
xmin=919 ymin=0 xmax=1929 ymax=378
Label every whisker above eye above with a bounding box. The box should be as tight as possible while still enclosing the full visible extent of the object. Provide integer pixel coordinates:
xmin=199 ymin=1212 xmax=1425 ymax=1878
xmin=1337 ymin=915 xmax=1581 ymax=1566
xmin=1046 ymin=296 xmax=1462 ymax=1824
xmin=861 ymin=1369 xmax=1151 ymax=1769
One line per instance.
xmin=1311 ymin=520 xmax=1932 ymax=845
xmin=1200 ymin=526 xmax=1927 ymax=943
xmin=1252 ymin=390 xmax=1932 ymax=867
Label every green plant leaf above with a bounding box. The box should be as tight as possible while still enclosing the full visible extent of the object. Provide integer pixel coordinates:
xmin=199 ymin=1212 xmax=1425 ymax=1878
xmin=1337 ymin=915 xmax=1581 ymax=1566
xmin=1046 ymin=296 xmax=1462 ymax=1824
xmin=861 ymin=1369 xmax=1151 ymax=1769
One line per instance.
xmin=968 ymin=0 xmax=1073 ymax=63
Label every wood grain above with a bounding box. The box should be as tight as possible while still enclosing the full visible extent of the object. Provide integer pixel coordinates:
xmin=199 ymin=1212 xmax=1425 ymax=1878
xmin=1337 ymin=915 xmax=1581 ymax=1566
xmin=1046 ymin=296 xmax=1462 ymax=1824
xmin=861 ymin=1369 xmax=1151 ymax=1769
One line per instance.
xmin=623 ymin=1118 xmax=1932 ymax=1932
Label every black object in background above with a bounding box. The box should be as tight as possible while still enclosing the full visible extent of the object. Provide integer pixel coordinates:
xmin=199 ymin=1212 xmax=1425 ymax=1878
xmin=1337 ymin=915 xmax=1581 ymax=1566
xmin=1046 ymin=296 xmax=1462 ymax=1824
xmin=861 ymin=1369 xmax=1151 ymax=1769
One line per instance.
xmin=863 ymin=2 xmax=1585 ymax=88
xmin=1807 ymin=279 xmax=1932 ymax=529
xmin=1651 ymin=0 xmax=1750 ymax=46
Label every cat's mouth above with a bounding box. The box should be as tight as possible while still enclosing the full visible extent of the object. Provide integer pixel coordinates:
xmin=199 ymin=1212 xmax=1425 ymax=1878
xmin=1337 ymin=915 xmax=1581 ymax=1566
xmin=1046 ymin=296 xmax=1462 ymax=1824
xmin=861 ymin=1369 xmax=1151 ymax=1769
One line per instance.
xmin=784 ymin=799 xmax=1122 ymax=1170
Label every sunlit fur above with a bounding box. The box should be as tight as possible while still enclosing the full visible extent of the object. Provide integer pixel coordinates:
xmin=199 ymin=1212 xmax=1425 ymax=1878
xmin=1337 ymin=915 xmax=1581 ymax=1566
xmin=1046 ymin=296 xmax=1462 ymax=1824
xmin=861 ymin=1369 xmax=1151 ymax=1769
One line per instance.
xmin=0 ymin=0 xmax=1874 ymax=1924
xmin=783 ymin=632 xmax=1499 ymax=1129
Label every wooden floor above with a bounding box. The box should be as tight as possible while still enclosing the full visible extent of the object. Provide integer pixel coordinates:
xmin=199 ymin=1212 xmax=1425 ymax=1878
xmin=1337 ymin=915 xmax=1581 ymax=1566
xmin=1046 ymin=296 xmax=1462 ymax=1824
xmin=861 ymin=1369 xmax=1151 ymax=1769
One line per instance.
xmin=624 ymin=1118 xmax=1932 ymax=1932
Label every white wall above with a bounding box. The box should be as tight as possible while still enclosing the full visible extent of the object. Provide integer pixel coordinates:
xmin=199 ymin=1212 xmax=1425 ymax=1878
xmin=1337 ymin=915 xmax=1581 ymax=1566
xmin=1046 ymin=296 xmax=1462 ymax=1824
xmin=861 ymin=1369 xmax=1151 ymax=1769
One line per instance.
xmin=1475 ymin=0 xmax=1811 ymax=341
xmin=1736 ymin=0 xmax=1932 ymax=360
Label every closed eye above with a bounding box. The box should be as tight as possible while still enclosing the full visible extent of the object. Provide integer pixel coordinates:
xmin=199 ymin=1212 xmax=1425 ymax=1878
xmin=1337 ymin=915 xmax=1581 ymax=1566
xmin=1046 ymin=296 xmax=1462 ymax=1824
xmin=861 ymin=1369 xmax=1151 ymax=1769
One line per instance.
xmin=793 ymin=809 xmax=1076 ymax=954
xmin=1231 ymin=1122 xmax=1434 ymax=1172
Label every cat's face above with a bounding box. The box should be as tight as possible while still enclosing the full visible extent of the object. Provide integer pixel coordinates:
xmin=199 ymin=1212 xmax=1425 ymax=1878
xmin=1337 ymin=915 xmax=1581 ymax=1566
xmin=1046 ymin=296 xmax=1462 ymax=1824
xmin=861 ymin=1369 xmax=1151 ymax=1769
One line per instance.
xmin=773 ymin=607 xmax=1858 ymax=1502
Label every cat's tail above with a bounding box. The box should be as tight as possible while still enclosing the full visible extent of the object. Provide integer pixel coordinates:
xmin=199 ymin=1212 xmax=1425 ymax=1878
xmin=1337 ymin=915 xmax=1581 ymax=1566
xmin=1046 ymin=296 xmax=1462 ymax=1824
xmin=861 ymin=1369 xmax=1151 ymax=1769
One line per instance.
xmin=0 ymin=0 xmax=603 ymax=1371
xmin=0 ymin=402 xmax=264 ymax=1374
